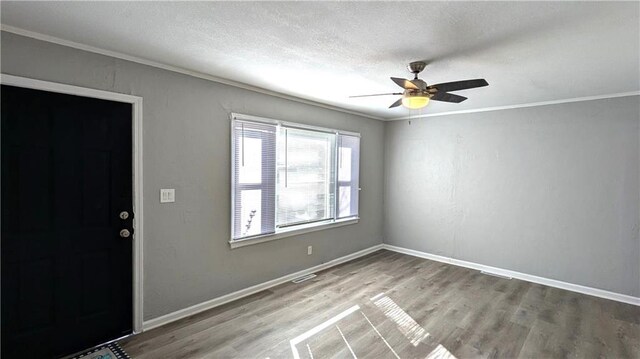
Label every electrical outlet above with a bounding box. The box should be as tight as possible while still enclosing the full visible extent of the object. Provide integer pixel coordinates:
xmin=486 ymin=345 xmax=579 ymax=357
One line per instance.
xmin=160 ymin=189 xmax=175 ymax=203
xmin=307 ymin=246 xmax=313 ymax=255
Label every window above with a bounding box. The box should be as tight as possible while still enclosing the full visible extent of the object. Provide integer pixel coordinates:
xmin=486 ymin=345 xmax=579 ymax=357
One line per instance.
xmin=231 ymin=114 xmax=360 ymax=242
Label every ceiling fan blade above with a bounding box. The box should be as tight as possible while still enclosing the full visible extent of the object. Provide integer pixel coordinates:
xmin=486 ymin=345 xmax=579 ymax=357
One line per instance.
xmin=391 ymin=77 xmax=419 ymax=90
xmin=349 ymin=92 xmax=402 ymax=98
xmin=428 ymin=79 xmax=488 ymax=92
xmin=389 ymin=98 xmax=403 ymax=108
xmin=431 ymin=92 xmax=468 ymax=103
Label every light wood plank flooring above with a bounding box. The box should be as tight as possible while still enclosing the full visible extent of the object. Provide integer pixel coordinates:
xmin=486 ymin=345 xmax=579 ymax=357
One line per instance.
xmin=120 ymin=250 xmax=639 ymax=358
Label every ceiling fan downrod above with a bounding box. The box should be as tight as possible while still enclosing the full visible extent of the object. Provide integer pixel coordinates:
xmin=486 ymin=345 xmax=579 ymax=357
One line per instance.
xmin=408 ymin=61 xmax=427 ymax=79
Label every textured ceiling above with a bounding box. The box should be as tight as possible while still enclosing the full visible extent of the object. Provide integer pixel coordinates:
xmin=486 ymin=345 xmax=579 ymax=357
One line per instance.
xmin=1 ymin=1 xmax=638 ymax=120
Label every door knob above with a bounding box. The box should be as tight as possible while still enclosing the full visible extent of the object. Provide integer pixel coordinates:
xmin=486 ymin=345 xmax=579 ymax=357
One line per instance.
xmin=119 ymin=229 xmax=131 ymax=238
xmin=119 ymin=211 xmax=129 ymax=220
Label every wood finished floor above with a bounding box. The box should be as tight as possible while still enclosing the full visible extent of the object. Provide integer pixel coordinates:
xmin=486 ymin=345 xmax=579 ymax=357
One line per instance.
xmin=120 ymin=250 xmax=639 ymax=358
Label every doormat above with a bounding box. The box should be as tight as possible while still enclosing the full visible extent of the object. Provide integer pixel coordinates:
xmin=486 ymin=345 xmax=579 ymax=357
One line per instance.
xmin=70 ymin=342 xmax=131 ymax=359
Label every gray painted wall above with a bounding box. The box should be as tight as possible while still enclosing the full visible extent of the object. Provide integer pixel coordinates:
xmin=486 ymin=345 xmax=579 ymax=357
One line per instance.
xmin=1 ymin=32 xmax=385 ymax=320
xmin=385 ymin=96 xmax=640 ymax=297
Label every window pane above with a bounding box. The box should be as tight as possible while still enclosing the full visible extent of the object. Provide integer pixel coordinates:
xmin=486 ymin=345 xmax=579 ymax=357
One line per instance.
xmin=338 ymin=185 xmax=351 ymax=218
xmin=338 ymin=147 xmax=352 ymax=182
xmin=276 ymin=128 xmax=335 ymax=227
xmin=238 ymin=137 xmax=262 ymax=184
xmin=239 ymin=189 xmax=262 ymax=237
xmin=232 ymin=120 xmax=276 ymax=239
xmin=337 ymin=134 xmax=360 ymax=219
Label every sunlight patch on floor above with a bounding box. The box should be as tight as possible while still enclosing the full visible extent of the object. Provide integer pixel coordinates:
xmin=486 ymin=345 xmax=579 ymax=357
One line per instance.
xmin=306 ymin=344 xmax=314 ymax=359
xmin=360 ymin=311 xmax=401 ymax=359
xmin=371 ymin=293 xmax=430 ymax=346
xmin=336 ymin=325 xmax=357 ymax=358
xmin=289 ymin=305 xmax=361 ymax=359
xmin=288 ymin=294 xmax=456 ymax=359
xmin=425 ymin=344 xmax=457 ymax=359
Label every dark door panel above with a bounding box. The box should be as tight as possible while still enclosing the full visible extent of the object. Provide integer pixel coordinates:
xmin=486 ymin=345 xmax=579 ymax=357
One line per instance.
xmin=1 ymin=85 xmax=133 ymax=358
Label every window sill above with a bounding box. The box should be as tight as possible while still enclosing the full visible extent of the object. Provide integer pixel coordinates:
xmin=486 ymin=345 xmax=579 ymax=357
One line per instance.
xmin=229 ymin=217 xmax=359 ymax=249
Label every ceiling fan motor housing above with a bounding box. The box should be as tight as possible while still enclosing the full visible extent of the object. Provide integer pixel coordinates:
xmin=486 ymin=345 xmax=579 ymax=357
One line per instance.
xmin=408 ymin=61 xmax=427 ymax=74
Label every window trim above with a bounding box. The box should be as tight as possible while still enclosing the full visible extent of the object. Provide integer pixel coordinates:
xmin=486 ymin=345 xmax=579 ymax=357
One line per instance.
xmin=230 ymin=113 xmax=360 ymax=138
xmin=229 ymin=113 xmax=360 ymax=248
xmin=228 ymin=217 xmax=359 ymax=249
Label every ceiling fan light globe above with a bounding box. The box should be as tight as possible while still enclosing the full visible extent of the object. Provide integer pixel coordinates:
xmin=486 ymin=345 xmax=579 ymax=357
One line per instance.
xmin=402 ymin=96 xmax=430 ymax=109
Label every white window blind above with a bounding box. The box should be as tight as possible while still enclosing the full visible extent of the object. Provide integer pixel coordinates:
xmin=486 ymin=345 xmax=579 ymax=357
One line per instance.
xmin=232 ymin=120 xmax=276 ymax=239
xmin=276 ymin=127 xmax=336 ymax=228
xmin=231 ymin=114 xmax=360 ymax=242
xmin=337 ymin=134 xmax=360 ymax=219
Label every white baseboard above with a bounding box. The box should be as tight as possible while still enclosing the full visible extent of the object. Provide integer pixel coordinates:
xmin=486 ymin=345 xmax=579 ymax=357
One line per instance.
xmin=382 ymin=244 xmax=640 ymax=306
xmin=142 ymin=244 xmax=384 ymax=331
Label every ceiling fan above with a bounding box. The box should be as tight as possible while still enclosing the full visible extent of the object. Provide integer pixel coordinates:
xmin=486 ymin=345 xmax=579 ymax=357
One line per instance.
xmin=350 ymin=61 xmax=488 ymax=109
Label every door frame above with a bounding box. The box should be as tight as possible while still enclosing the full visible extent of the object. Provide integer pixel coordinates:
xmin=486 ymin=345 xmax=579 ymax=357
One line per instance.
xmin=1 ymin=74 xmax=144 ymax=334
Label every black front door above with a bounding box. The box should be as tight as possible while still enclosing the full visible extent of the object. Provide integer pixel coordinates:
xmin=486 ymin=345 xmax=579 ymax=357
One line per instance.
xmin=1 ymin=85 xmax=134 ymax=358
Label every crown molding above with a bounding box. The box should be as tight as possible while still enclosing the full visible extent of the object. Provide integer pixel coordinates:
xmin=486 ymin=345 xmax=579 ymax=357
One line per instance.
xmin=389 ymin=91 xmax=640 ymax=121
xmin=0 ymin=24 xmax=385 ymax=121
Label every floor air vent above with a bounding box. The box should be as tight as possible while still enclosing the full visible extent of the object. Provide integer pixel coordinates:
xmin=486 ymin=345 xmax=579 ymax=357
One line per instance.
xmin=292 ymin=274 xmax=316 ymax=283
xmin=480 ymin=270 xmax=512 ymax=280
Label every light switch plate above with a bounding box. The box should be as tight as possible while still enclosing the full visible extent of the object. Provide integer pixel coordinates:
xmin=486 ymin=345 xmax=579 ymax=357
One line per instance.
xmin=160 ymin=189 xmax=175 ymax=203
